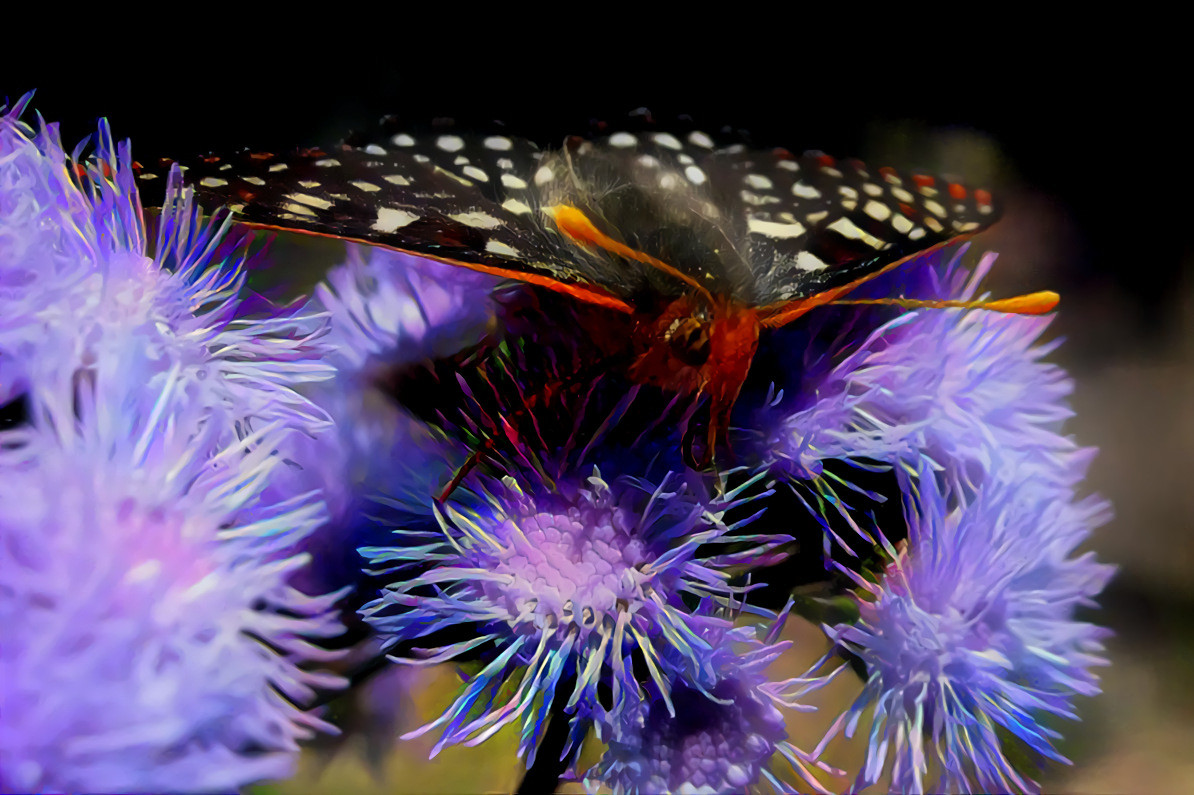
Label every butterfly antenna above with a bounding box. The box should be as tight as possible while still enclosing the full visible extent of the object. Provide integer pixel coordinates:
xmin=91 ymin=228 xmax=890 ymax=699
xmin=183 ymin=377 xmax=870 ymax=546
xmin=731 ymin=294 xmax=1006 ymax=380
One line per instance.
xmin=546 ymin=205 xmax=718 ymax=309
xmin=829 ymin=291 xmax=1059 ymax=315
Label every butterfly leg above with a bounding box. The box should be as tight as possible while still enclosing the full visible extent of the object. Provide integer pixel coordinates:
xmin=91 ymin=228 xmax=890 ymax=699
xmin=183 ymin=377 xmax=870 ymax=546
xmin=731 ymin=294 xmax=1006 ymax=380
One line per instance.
xmin=436 ymin=440 xmax=496 ymax=503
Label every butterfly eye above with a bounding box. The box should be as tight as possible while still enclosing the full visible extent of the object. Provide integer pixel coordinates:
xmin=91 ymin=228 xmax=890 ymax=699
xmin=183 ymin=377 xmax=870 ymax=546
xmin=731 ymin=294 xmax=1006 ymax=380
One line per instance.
xmin=666 ymin=317 xmax=711 ymax=367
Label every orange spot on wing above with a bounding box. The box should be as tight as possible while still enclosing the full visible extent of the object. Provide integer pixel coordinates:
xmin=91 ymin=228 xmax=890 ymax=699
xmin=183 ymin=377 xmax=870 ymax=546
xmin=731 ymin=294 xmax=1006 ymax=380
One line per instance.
xmin=912 ymin=173 xmax=935 ymax=189
xmin=816 ymin=153 xmax=836 ymax=168
xmin=974 ymin=188 xmax=993 ymax=207
xmin=948 ymin=182 xmax=967 ymax=200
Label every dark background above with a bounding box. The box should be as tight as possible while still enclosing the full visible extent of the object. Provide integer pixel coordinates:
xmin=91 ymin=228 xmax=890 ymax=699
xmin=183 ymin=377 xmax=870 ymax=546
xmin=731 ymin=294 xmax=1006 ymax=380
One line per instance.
xmin=5 ymin=28 xmax=1191 ymax=791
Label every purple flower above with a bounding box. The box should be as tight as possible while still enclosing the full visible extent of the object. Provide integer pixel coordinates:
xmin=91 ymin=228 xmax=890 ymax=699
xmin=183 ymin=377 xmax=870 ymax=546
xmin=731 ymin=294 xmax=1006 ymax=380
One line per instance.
xmin=0 ymin=389 xmax=347 ymax=792
xmin=0 ymin=96 xmax=333 ymax=449
xmin=361 ymin=464 xmax=785 ymax=768
xmin=0 ymin=97 xmax=348 ymax=791
xmin=815 ymin=465 xmax=1114 ymax=794
xmin=757 ymin=248 xmax=1087 ymax=491
xmin=269 ymin=246 xmax=495 ymax=590
xmin=316 ymin=245 xmax=500 ymax=372
xmin=589 ymin=619 xmax=838 ymax=795
xmin=304 ymin=244 xmax=499 ymax=513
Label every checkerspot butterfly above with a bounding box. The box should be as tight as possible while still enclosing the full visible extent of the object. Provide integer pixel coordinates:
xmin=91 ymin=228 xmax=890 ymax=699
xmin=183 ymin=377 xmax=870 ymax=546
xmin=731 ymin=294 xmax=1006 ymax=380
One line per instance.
xmin=138 ymin=122 xmax=1054 ymax=467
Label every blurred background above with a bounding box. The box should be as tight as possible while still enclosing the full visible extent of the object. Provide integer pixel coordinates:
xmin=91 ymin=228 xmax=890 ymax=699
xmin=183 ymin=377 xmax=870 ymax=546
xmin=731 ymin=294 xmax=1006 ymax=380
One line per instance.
xmin=5 ymin=22 xmax=1190 ymax=793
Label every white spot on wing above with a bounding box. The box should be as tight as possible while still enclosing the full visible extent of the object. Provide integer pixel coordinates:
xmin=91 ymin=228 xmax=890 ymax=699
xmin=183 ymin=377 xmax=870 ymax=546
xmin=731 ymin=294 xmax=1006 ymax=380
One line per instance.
xmin=892 ymin=214 xmax=914 ymax=234
xmin=372 ymin=207 xmax=418 ymax=232
xmin=483 ymin=135 xmax=513 ymax=151
xmin=287 ymin=192 xmax=333 ymax=210
xmin=502 ymin=198 xmax=533 ymax=214
xmin=485 ymin=239 xmax=521 ymax=257
xmin=384 ymin=174 xmax=411 ymax=186
xmin=684 ymin=165 xmax=707 ymax=185
xmin=282 ymin=202 xmax=316 ymax=217
xmin=449 ymin=211 xmax=502 ymax=229
xmin=924 ymin=199 xmax=947 ymax=218
xmin=501 ymin=173 xmax=528 ymax=189
xmin=795 ymin=250 xmax=828 ymax=271
xmin=352 ymin=180 xmax=381 ymax=192
xmin=436 ymin=135 xmax=465 ymax=152
xmin=200 ymin=177 xmax=227 ymax=187
xmin=828 ymin=217 xmax=887 ymax=249
xmin=748 ymin=218 xmax=806 ymax=239
xmin=243 ymin=176 xmax=265 ymax=186
xmin=791 ymin=182 xmax=820 ymax=199
xmin=609 ymin=132 xmax=637 ymax=148
xmin=652 ymin=132 xmax=682 ymax=150
xmin=391 ymin=133 xmax=416 ymax=147
xmin=687 ymin=131 xmax=714 ymax=149
xmin=315 ymin=158 xmax=341 ymax=167
xmin=363 ymin=144 xmax=387 ymax=155
xmin=268 ymin=163 xmax=288 ymax=172
xmin=745 ymin=174 xmax=773 ymax=190
xmin=534 ymin=165 xmax=554 ymax=185
xmin=864 ymin=199 xmax=892 ymax=221
xmin=463 ymin=165 xmax=490 ymax=182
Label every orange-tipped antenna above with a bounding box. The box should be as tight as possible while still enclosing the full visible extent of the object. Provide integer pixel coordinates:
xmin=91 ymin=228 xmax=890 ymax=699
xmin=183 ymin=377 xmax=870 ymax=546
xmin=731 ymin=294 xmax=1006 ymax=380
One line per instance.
xmin=547 ymin=204 xmax=717 ymax=308
xmin=828 ymin=290 xmax=1060 ymax=316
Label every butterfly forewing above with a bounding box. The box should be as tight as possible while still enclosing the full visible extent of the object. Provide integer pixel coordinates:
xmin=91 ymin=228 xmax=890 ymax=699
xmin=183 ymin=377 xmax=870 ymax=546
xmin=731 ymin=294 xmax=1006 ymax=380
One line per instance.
xmin=141 ymin=123 xmax=1000 ymax=319
xmin=699 ymin=148 xmax=1001 ymax=306
xmin=136 ymin=141 xmax=634 ymax=302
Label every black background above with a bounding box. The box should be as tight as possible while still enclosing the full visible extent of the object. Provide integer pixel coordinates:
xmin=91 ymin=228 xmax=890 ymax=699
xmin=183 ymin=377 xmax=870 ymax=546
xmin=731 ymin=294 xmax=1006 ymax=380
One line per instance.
xmin=5 ymin=27 xmax=1188 ymax=341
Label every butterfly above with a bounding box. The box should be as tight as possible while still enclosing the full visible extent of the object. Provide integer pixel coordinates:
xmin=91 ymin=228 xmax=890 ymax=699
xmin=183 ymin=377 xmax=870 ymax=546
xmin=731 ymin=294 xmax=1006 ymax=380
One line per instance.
xmin=138 ymin=122 xmax=1055 ymax=467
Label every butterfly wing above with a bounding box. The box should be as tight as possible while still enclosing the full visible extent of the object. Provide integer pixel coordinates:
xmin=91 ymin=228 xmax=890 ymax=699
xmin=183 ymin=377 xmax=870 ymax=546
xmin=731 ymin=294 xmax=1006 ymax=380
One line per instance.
xmin=140 ymin=126 xmax=1001 ymax=321
xmin=137 ymin=135 xmax=638 ymax=312
xmin=699 ymin=147 xmax=1000 ymax=314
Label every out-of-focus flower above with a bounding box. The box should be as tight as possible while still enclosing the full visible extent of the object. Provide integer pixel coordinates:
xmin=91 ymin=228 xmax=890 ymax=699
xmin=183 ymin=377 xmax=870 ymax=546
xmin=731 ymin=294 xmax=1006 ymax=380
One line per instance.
xmin=756 ymin=248 xmax=1087 ymax=492
xmin=0 ymin=96 xmax=333 ymax=451
xmin=815 ymin=465 xmax=1114 ymax=794
xmin=0 ymin=96 xmax=347 ymax=792
xmin=588 ymin=619 xmax=837 ymax=795
xmin=273 ymin=246 xmax=494 ymax=592
xmin=297 ymin=244 xmax=497 ymax=519
xmin=361 ymin=463 xmax=785 ymax=768
xmin=0 ymin=398 xmax=346 ymax=792
xmin=316 ymin=245 xmax=499 ymax=372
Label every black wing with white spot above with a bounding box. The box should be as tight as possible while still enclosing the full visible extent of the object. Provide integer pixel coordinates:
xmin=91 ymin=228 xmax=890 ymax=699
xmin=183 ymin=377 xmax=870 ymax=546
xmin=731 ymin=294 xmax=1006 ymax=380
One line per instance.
xmin=700 ymin=147 xmax=1000 ymax=305
xmin=136 ymin=137 xmax=641 ymax=306
xmin=139 ymin=125 xmax=1000 ymax=313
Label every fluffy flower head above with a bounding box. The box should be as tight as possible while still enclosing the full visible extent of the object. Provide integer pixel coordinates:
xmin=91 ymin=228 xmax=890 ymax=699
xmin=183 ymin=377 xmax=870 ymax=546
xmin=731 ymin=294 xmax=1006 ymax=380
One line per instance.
xmin=363 ymin=465 xmax=784 ymax=765
xmin=820 ymin=466 xmax=1113 ymax=793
